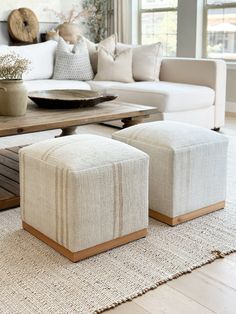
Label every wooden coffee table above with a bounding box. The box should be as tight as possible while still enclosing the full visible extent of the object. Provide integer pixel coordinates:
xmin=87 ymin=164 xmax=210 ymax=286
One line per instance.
xmin=0 ymin=100 xmax=158 ymax=210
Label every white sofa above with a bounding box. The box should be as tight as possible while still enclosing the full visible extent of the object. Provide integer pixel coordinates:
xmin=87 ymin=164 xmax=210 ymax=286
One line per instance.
xmin=0 ymin=41 xmax=226 ymax=130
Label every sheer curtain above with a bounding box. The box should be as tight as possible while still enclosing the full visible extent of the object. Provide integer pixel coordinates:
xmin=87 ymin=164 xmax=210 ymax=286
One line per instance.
xmin=112 ymin=0 xmax=132 ymax=44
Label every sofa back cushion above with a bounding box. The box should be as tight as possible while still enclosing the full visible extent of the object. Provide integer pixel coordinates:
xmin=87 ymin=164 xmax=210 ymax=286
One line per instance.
xmin=116 ymin=42 xmax=163 ymax=82
xmin=0 ymin=41 xmax=58 ymax=81
xmin=53 ymin=37 xmax=94 ymax=81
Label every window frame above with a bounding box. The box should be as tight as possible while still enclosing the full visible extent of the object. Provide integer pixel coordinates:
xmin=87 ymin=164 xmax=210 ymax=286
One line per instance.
xmin=203 ymin=0 xmax=236 ymax=61
xmin=138 ymin=0 xmax=178 ymax=56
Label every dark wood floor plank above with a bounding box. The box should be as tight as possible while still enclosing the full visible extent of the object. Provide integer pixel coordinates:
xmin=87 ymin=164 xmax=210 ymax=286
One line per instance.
xmin=0 ymin=149 xmax=19 ymax=162
xmin=0 ymin=155 xmax=19 ymax=171
xmin=0 ymin=146 xmax=21 ymax=210
xmin=0 ymin=174 xmax=19 ymax=195
xmin=0 ymin=164 xmax=19 ymax=182
xmin=6 ymin=146 xmax=21 ymax=153
xmin=0 ymin=186 xmax=14 ymax=200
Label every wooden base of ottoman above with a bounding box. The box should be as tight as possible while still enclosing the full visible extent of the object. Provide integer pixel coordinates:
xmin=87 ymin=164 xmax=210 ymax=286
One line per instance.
xmin=22 ymin=221 xmax=147 ymax=262
xmin=149 ymin=201 xmax=225 ymax=226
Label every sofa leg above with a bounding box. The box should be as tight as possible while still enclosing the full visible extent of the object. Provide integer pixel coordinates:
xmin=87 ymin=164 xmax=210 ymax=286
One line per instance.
xmin=213 ymin=127 xmax=220 ymax=132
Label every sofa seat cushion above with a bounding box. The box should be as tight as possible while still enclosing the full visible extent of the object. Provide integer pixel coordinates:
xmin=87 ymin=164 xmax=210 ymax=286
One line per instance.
xmin=106 ymin=81 xmax=215 ymax=113
xmin=87 ymin=80 xmax=126 ymax=91
xmin=25 ymin=80 xmax=92 ymax=92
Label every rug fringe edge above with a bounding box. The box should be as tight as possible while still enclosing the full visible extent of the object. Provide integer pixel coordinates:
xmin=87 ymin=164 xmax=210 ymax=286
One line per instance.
xmin=93 ymin=248 xmax=236 ymax=314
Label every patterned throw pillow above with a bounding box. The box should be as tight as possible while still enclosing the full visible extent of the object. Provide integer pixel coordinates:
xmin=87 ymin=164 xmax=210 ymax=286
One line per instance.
xmin=53 ymin=37 xmax=94 ymax=81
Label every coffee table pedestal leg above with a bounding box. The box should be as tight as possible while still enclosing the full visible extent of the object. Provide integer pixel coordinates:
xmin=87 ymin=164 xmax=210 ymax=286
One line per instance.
xmin=122 ymin=115 xmax=149 ymax=128
xmin=57 ymin=126 xmax=78 ymax=137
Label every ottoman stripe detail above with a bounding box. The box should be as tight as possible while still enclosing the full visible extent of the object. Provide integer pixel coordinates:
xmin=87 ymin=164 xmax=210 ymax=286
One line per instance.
xmin=112 ymin=164 xmax=118 ymax=239
xmin=65 ymin=169 xmax=70 ymax=248
xmin=175 ymin=149 xmax=191 ymax=211
xmin=58 ymin=168 xmax=64 ymax=244
xmin=118 ymin=163 xmax=124 ymax=237
xmin=55 ymin=166 xmax=69 ymax=246
xmin=41 ymin=138 xmax=81 ymax=162
xmin=20 ymin=135 xmax=149 ymax=261
xmin=58 ymin=168 xmax=69 ymax=247
xmin=55 ymin=167 xmax=60 ymax=243
xmin=20 ymin=152 xmax=26 ymax=221
xmin=112 ymin=163 xmax=124 ymax=238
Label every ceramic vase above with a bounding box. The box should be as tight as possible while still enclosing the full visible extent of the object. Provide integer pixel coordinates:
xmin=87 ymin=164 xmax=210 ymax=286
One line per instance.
xmin=0 ymin=80 xmax=28 ymax=116
xmin=57 ymin=22 xmax=80 ymax=44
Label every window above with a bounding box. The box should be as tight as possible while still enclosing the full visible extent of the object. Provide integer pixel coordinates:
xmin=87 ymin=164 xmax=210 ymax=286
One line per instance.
xmin=139 ymin=0 xmax=178 ymax=57
xmin=205 ymin=0 xmax=236 ymax=60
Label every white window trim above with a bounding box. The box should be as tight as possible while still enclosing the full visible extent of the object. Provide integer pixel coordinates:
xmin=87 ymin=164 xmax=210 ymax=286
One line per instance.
xmin=203 ymin=0 xmax=236 ymax=62
xmin=227 ymin=62 xmax=236 ymax=70
xmin=138 ymin=0 xmax=178 ymax=46
xmin=135 ymin=0 xmax=236 ymax=65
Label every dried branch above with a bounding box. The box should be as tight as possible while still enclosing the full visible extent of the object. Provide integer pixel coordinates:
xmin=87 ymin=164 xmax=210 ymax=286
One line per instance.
xmin=0 ymin=53 xmax=31 ymax=80
xmin=43 ymin=5 xmax=94 ymax=24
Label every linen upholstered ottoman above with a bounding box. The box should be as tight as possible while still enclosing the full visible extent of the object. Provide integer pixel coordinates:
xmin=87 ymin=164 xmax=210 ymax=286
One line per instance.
xmin=20 ymin=135 xmax=149 ymax=262
xmin=113 ymin=121 xmax=228 ymax=226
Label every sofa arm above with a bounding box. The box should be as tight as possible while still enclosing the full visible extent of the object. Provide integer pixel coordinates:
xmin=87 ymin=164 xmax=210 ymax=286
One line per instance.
xmin=160 ymin=58 xmax=226 ymax=128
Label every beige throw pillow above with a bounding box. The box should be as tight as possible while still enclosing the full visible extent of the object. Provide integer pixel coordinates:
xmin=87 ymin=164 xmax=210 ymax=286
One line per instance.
xmin=84 ymin=34 xmax=117 ymax=74
xmin=116 ymin=42 xmax=163 ymax=81
xmin=95 ymin=48 xmax=134 ymax=83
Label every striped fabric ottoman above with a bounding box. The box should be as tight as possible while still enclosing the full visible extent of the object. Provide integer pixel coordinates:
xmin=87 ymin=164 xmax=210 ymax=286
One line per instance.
xmin=20 ymin=135 xmax=149 ymax=262
xmin=113 ymin=121 xmax=228 ymax=226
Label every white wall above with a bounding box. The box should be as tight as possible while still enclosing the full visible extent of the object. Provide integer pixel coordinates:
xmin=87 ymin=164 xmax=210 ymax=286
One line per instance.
xmin=0 ymin=22 xmax=8 ymax=44
xmin=177 ymin=0 xmax=204 ymax=58
xmin=61 ymin=0 xmax=82 ymax=12
xmin=0 ymin=0 xmax=61 ymax=22
xmin=227 ymin=70 xmax=236 ymax=112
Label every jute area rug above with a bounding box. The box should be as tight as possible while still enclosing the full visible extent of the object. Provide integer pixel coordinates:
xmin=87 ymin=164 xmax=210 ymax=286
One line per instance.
xmin=0 ymin=133 xmax=236 ymax=314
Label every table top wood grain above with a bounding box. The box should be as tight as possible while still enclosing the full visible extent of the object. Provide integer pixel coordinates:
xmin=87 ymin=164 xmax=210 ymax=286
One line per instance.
xmin=0 ymin=101 xmax=159 ymax=137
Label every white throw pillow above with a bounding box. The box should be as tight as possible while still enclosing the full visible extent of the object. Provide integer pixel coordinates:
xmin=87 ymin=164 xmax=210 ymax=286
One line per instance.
xmin=84 ymin=34 xmax=117 ymax=74
xmin=1 ymin=41 xmax=58 ymax=80
xmin=53 ymin=37 xmax=94 ymax=81
xmin=116 ymin=42 xmax=163 ymax=81
xmin=95 ymin=47 xmax=134 ymax=83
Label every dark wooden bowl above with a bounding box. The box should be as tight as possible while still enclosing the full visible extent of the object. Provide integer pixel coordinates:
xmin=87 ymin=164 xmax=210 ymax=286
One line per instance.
xmin=28 ymin=89 xmax=117 ymax=109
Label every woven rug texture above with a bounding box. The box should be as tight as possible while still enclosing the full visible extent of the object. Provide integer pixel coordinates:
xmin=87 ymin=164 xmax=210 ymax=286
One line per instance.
xmin=0 ymin=134 xmax=236 ymax=314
